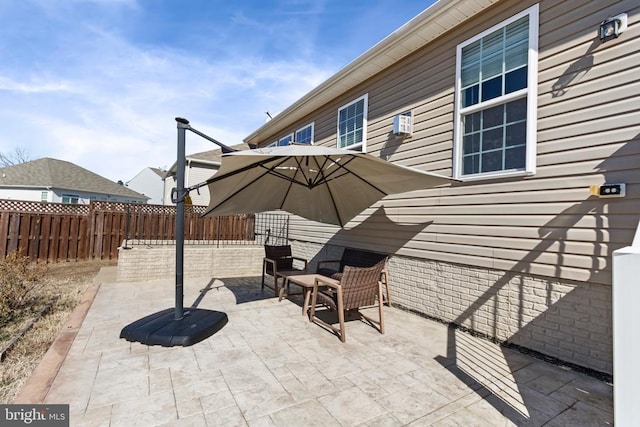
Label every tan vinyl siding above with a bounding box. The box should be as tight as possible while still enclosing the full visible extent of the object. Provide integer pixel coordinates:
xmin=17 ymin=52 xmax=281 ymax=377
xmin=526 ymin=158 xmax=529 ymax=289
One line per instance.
xmin=273 ymin=0 xmax=640 ymax=287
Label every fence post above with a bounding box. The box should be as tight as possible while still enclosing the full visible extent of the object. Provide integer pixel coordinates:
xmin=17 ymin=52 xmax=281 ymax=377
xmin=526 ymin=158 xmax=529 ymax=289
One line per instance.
xmin=88 ymin=201 xmax=96 ymax=259
xmin=32 ymin=215 xmax=42 ymax=261
xmin=217 ymin=217 xmax=221 ymax=248
xmin=123 ymin=204 xmax=131 ymax=249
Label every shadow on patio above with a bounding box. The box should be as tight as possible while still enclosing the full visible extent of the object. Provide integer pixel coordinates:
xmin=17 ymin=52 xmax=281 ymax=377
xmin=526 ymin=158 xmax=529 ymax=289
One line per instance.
xmin=29 ymin=270 xmax=613 ymax=426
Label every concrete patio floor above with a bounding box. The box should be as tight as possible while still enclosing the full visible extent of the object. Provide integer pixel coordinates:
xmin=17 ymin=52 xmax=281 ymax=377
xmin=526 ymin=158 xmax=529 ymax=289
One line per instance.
xmin=20 ymin=268 xmax=613 ymax=426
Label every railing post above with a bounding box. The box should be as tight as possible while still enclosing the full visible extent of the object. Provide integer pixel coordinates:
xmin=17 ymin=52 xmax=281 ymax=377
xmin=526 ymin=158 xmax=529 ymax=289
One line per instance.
xmin=613 ymin=219 xmax=640 ymax=426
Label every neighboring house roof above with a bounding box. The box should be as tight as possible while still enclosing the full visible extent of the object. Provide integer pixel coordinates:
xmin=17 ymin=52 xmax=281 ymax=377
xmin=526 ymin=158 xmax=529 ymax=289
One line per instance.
xmin=244 ymin=0 xmax=501 ymax=145
xmin=149 ymin=167 xmax=168 ymax=179
xmin=166 ymin=143 xmax=251 ymax=176
xmin=0 ymin=157 xmax=149 ymax=200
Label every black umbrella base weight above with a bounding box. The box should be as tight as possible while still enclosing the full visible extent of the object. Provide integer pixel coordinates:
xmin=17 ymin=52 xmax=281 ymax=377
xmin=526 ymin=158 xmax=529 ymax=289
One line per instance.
xmin=120 ymin=308 xmax=228 ymax=347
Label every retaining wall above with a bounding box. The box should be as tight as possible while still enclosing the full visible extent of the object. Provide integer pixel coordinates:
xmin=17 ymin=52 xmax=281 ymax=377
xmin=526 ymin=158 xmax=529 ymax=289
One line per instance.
xmin=116 ymin=244 xmax=264 ymax=282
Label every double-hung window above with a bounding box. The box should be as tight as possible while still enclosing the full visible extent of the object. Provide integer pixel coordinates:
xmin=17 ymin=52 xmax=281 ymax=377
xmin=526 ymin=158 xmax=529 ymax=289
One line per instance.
xmin=337 ymin=94 xmax=368 ymax=151
xmin=62 ymin=194 xmax=80 ymax=204
xmin=295 ymin=123 xmax=314 ymax=144
xmin=278 ymin=134 xmax=293 ymax=146
xmin=454 ymin=5 xmax=538 ymax=179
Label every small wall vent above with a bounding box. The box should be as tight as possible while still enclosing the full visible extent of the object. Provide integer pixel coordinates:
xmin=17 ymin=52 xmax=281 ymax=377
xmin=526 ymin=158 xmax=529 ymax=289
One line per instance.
xmin=393 ymin=112 xmax=412 ymax=137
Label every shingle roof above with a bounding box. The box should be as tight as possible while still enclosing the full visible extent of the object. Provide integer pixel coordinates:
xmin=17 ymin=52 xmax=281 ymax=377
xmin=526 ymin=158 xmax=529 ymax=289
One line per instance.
xmin=187 ymin=143 xmax=251 ymax=164
xmin=0 ymin=157 xmax=149 ymax=200
xmin=166 ymin=143 xmax=251 ymax=175
xmin=149 ymin=167 xmax=168 ymax=179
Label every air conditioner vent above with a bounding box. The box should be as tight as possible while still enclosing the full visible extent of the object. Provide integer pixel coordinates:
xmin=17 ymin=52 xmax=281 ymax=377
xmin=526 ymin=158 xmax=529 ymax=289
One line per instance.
xmin=393 ymin=113 xmax=412 ymax=137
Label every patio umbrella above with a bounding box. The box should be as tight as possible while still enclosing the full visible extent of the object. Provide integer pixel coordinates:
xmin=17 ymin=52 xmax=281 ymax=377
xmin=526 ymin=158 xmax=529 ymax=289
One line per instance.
xmin=202 ymin=144 xmax=455 ymax=227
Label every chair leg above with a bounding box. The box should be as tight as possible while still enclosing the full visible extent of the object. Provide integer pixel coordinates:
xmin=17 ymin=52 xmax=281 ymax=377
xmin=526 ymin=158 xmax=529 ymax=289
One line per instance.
xmin=273 ymin=275 xmax=280 ymax=297
xmin=381 ymin=270 xmax=391 ymax=306
xmin=309 ymin=289 xmax=317 ymax=321
xmin=378 ymin=282 xmax=385 ymax=334
xmin=359 ymin=284 xmax=385 ymax=335
xmin=310 ymin=284 xmax=346 ymax=342
xmin=302 ymin=288 xmax=311 ymax=316
xmin=336 ymin=287 xmax=345 ymax=342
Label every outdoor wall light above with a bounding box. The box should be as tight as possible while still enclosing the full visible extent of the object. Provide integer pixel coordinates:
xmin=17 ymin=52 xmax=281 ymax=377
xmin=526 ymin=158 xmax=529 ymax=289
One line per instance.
xmin=599 ymin=13 xmax=627 ymax=42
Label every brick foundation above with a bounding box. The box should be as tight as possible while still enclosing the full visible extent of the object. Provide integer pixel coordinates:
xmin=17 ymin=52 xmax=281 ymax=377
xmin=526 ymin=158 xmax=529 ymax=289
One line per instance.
xmin=290 ymin=240 xmax=612 ymax=375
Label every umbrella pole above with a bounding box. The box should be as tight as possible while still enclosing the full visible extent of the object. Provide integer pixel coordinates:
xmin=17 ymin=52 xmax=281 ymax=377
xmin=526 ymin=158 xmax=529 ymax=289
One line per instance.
xmin=175 ymin=119 xmax=188 ymax=320
xmin=118 ymin=118 xmax=228 ymax=347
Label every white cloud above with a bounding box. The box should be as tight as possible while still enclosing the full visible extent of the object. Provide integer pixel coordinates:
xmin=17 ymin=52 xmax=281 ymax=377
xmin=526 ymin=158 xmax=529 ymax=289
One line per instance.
xmin=0 ymin=13 xmax=333 ymax=182
xmin=0 ymin=76 xmax=72 ymax=94
xmin=0 ymin=0 xmax=432 ymax=185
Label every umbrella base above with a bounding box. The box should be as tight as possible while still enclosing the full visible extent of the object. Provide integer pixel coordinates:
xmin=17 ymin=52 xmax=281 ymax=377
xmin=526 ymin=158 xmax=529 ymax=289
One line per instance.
xmin=120 ymin=308 xmax=228 ymax=347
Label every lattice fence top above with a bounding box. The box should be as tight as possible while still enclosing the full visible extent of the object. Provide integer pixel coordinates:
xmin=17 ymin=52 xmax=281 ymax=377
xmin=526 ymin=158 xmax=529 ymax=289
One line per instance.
xmin=90 ymin=201 xmax=208 ymax=215
xmin=0 ymin=199 xmax=212 ymax=215
xmin=0 ymin=199 xmax=90 ymax=215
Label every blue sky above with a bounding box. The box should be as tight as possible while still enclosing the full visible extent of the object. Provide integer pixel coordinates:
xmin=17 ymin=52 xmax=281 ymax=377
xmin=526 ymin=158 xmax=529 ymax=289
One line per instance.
xmin=0 ymin=0 xmax=434 ymax=182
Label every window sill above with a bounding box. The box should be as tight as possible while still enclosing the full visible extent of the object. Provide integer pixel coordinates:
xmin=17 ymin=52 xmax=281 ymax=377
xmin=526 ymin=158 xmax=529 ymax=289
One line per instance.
xmin=455 ymin=170 xmax=534 ymax=182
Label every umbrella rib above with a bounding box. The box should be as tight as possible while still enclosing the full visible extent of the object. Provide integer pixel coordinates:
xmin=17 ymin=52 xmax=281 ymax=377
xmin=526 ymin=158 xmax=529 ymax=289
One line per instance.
xmin=329 ymin=156 xmax=389 ymax=195
xmin=312 ymin=156 xmax=388 ymax=197
xmin=268 ymin=157 xmax=312 ymax=188
xmin=313 ymin=156 xmax=345 ymax=227
xmin=307 ymin=156 xmax=347 ymax=187
xmin=207 ymin=151 xmax=399 ymax=226
xmin=206 ymin=155 xmax=305 ymax=187
xmin=206 ymin=155 xmax=323 ymax=214
xmin=205 ymin=156 xmax=280 ymax=185
xmin=206 ymin=157 xmax=292 ymax=212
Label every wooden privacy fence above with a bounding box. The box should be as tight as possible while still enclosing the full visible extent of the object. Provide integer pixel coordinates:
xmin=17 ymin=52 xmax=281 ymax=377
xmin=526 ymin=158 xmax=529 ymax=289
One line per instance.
xmin=0 ymin=200 xmax=256 ymax=263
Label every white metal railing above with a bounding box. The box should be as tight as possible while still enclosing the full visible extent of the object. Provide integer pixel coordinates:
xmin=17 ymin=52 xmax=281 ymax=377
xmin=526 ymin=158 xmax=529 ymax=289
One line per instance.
xmin=613 ymin=219 xmax=640 ymax=426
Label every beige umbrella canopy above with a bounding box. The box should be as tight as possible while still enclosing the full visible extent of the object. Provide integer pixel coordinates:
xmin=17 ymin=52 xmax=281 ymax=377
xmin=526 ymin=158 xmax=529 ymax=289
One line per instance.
xmin=203 ymin=144 xmax=455 ymax=227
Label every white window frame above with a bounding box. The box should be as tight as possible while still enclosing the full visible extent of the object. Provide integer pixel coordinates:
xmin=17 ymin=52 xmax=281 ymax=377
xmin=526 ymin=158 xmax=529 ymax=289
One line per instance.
xmin=62 ymin=194 xmax=80 ymax=204
xmin=337 ymin=94 xmax=368 ymax=152
xmin=278 ymin=133 xmax=293 ymax=146
xmin=295 ymin=122 xmax=314 ymax=144
xmin=453 ymin=4 xmax=538 ymax=181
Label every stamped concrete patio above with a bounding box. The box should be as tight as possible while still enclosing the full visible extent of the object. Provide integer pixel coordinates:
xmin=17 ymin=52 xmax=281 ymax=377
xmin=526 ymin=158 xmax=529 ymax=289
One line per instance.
xmin=24 ymin=268 xmax=613 ymax=426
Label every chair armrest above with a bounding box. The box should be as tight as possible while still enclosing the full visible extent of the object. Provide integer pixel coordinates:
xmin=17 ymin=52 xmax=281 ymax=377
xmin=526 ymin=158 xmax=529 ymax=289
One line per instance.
xmin=291 ymin=256 xmax=308 ymax=270
xmin=265 ymin=256 xmax=302 ymax=273
xmin=264 ymin=257 xmax=279 ymax=265
xmin=314 ymin=275 xmax=340 ymax=291
xmin=263 ymin=257 xmax=278 ymax=274
xmin=314 ymin=276 xmax=343 ymax=313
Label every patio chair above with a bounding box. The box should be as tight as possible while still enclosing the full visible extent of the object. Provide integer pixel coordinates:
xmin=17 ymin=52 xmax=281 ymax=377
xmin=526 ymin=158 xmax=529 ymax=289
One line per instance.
xmin=316 ymin=247 xmax=391 ymax=306
xmin=310 ymin=259 xmax=386 ymax=342
xmin=261 ymin=245 xmax=308 ymax=297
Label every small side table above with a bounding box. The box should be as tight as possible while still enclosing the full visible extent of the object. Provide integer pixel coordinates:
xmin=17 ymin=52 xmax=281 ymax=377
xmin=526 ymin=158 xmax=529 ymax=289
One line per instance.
xmin=276 ymin=272 xmax=337 ymax=316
